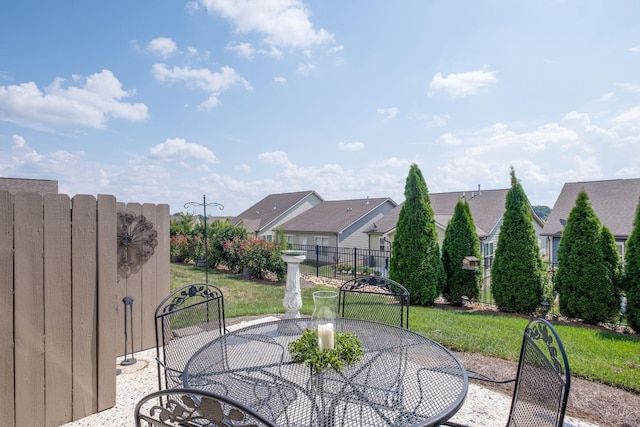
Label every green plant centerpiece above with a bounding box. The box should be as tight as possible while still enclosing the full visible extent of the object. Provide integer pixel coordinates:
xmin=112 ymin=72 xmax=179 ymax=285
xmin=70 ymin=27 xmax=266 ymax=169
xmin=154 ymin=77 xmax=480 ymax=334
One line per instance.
xmin=288 ymin=328 xmax=364 ymax=373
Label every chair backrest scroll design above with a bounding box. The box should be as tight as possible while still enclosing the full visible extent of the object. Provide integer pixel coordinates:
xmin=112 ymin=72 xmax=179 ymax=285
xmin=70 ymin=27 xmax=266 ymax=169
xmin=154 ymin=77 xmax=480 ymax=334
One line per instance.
xmin=339 ymin=276 xmax=410 ymax=328
xmin=154 ymin=283 xmax=226 ymax=390
xmin=134 ymin=388 xmax=277 ymax=427
xmin=507 ymin=318 xmax=571 ymax=427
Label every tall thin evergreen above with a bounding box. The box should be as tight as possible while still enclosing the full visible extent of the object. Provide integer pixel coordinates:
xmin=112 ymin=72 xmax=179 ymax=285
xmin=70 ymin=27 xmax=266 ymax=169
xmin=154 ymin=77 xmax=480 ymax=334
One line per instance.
xmin=441 ymin=199 xmax=481 ymax=305
xmin=491 ymin=167 xmax=548 ymax=314
xmin=625 ymin=197 xmax=640 ymax=332
xmin=389 ymin=164 xmax=445 ymax=305
xmin=555 ymin=190 xmax=619 ymax=323
xmin=601 ymin=225 xmax=623 ymax=298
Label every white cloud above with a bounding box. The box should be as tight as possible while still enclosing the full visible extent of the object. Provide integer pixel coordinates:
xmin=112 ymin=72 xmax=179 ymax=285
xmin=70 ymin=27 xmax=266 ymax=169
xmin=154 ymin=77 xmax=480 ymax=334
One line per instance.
xmin=273 ymin=76 xmax=287 ymax=85
xmin=237 ymin=163 xmax=251 ymax=173
xmin=337 ymin=141 xmax=365 ymax=152
xmin=258 ymin=150 xmax=294 ymax=167
xmin=225 ymin=41 xmax=257 ymax=59
xmin=150 ymin=138 xmax=217 ymax=163
xmin=409 ymin=113 xmax=450 ymax=127
xmin=616 ymin=83 xmax=640 ymax=93
xmin=612 ymin=106 xmax=640 ymax=123
xmin=376 ymin=107 xmax=399 ymax=120
xmin=296 ymin=62 xmax=316 ymax=75
xmin=147 ymin=37 xmax=178 ymax=58
xmin=629 ymin=45 xmax=640 ymax=53
xmin=12 ymin=134 xmax=26 ymax=147
xmin=197 ymin=0 xmax=335 ymax=50
xmin=152 ymin=63 xmax=252 ymax=110
xmin=437 ymin=132 xmax=462 ymax=145
xmin=594 ymin=92 xmax=615 ymax=102
xmin=0 ymin=70 xmax=149 ymax=130
xmin=429 ymin=114 xmax=450 ymax=127
xmin=429 ymin=70 xmax=497 ymax=98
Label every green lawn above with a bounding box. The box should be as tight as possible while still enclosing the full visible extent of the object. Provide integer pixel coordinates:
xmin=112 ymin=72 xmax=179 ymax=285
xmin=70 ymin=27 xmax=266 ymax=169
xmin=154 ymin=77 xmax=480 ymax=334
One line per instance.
xmin=171 ymin=263 xmax=640 ymax=394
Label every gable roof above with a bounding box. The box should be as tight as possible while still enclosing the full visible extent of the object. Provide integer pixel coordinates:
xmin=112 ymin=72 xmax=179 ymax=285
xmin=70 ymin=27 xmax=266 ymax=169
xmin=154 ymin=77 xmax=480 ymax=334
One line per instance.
xmin=368 ymin=188 xmax=512 ymax=238
xmin=232 ymin=190 xmax=323 ymax=233
xmin=281 ymin=197 xmax=396 ymax=233
xmin=431 ymin=188 xmax=510 ymax=237
xmin=542 ymin=178 xmax=640 ymax=238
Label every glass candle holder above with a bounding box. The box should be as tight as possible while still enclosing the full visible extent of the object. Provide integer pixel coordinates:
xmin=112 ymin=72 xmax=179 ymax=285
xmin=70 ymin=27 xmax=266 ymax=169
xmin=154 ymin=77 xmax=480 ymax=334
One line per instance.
xmin=312 ymin=291 xmax=338 ymax=350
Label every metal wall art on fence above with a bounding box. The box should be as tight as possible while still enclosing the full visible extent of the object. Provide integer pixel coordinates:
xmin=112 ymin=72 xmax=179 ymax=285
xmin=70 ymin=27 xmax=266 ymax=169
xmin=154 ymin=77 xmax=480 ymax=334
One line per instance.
xmin=117 ymin=212 xmax=158 ymax=276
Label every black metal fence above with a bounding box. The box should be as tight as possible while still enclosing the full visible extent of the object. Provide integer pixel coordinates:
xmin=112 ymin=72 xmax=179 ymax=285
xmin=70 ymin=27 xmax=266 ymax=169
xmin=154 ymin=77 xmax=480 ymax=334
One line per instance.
xmin=287 ymin=245 xmax=568 ymax=308
xmin=288 ymin=244 xmax=391 ymax=282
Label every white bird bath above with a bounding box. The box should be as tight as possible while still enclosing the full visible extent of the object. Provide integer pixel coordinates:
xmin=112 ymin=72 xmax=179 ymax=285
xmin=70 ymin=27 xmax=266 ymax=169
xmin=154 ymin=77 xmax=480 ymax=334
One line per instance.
xmin=281 ymin=250 xmax=306 ymax=318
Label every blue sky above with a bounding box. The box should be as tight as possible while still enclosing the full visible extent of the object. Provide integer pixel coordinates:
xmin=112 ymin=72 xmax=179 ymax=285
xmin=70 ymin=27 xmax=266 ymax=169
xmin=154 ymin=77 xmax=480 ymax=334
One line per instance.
xmin=1 ymin=1 xmax=639 ymax=215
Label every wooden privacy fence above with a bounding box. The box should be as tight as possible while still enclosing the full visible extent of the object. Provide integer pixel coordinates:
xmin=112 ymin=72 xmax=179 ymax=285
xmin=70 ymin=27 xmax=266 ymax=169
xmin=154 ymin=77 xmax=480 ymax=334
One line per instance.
xmin=0 ymin=191 xmax=169 ymax=427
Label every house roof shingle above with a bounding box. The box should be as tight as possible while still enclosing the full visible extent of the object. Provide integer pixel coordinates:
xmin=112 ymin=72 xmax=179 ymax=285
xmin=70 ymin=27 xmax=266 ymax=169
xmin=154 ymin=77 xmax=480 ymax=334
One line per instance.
xmin=367 ymin=188 xmax=512 ymax=238
xmin=541 ymin=178 xmax=640 ymax=238
xmin=281 ymin=197 xmax=396 ymax=233
xmin=231 ymin=190 xmax=322 ymax=232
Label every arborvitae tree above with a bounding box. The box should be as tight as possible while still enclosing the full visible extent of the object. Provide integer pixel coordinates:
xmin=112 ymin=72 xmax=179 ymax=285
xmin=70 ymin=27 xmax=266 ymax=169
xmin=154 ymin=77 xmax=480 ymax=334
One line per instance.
xmin=554 ymin=190 xmax=619 ymax=323
xmin=601 ymin=225 xmax=624 ymax=298
xmin=441 ymin=199 xmax=482 ymax=305
xmin=390 ymin=164 xmax=445 ymax=305
xmin=491 ymin=167 xmax=548 ymax=314
xmin=624 ymin=197 xmax=640 ymax=332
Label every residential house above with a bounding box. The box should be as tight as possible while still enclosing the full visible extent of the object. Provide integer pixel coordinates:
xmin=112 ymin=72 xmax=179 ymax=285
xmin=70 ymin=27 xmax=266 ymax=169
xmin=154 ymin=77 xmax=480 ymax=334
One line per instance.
xmin=0 ymin=177 xmax=58 ymax=194
xmin=541 ymin=178 xmax=640 ymax=263
xmin=280 ymin=197 xmax=397 ymax=250
xmin=232 ymin=190 xmax=324 ymax=241
xmin=366 ymin=187 xmax=546 ymax=262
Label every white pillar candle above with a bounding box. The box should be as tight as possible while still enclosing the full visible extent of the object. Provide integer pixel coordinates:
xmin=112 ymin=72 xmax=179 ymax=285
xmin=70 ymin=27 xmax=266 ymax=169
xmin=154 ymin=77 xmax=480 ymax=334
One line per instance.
xmin=318 ymin=323 xmax=334 ymax=351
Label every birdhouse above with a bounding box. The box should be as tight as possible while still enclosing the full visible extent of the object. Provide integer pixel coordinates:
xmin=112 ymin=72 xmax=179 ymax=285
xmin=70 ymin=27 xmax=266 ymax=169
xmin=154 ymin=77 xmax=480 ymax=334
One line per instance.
xmin=462 ymin=256 xmax=479 ymax=271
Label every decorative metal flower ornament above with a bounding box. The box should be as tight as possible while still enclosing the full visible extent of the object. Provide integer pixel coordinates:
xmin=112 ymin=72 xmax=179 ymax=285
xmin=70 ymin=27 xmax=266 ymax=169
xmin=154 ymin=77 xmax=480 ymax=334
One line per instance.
xmin=117 ymin=212 xmax=158 ymax=276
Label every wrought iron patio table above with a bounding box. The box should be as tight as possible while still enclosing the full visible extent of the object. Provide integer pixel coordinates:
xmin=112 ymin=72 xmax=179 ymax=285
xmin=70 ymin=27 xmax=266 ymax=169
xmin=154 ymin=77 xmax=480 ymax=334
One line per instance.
xmin=183 ymin=318 xmax=468 ymax=426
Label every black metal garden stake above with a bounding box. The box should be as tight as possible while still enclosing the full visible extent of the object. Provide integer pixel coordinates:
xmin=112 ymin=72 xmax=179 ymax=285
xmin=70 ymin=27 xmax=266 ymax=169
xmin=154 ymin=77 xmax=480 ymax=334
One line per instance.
xmin=121 ymin=295 xmax=136 ymax=366
xmin=184 ymin=195 xmax=224 ymax=283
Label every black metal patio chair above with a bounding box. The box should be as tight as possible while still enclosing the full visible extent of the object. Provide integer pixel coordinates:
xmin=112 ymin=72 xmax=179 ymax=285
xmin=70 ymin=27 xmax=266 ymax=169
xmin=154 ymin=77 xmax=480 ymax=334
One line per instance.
xmin=339 ymin=275 xmax=410 ymax=328
xmin=337 ymin=276 xmax=411 ymax=411
xmin=155 ymin=283 xmax=226 ymax=390
xmin=444 ymin=318 xmax=571 ymax=427
xmin=134 ymin=388 xmax=277 ymax=427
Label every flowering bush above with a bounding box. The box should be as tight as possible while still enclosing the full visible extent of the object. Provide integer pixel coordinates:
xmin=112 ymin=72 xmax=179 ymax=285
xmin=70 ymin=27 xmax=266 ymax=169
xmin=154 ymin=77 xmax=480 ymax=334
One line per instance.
xmin=222 ymin=237 xmax=245 ymax=272
xmin=170 ymin=234 xmax=202 ymax=263
xmin=222 ymin=238 xmax=286 ymax=281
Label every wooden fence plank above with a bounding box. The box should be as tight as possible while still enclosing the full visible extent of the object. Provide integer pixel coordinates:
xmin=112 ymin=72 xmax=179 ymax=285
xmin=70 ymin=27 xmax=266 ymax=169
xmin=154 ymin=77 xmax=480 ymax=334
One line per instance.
xmin=0 ymin=191 xmax=15 ymax=427
xmin=97 ymin=195 xmax=117 ymax=411
xmin=44 ymin=194 xmax=73 ymax=426
xmin=115 ymin=202 xmax=126 ymax=356
xmin=156 ymin=204 xmax=170 ymax=318
xmin=123 ymin=203 xmax=143 ymax=354
xmin=141 ymin=204 xmax=158 ymax=350
xmin=14 ymin=192 xmax=45 ymax=427
xmin=71 ymin=195 xmax=98 ymax=420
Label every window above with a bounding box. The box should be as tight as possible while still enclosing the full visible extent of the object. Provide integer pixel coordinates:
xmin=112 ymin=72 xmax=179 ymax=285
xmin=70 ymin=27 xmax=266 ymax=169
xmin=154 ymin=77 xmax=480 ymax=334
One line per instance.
xmin=264 ymin=235 xmax=273 ymax=242
xmin=617 ymin=242 xmax=625 ymax=259
xmin=316 ymin=236 xmax=329 ymax=256
xmin=316 ymin=236 xmax=329 ymax=246
xmin=286 ymin=235 xmax=294 ymax=245
xmin=483 ymin=242 xmax=494 ymax=257
xmin=379 ymin=238 xmax=386 ymax=251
